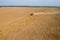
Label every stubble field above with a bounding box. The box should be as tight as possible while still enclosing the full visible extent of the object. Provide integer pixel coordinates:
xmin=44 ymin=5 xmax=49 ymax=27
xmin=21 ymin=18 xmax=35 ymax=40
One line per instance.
xmin=0 ymin=7 xmax=60 ymax=40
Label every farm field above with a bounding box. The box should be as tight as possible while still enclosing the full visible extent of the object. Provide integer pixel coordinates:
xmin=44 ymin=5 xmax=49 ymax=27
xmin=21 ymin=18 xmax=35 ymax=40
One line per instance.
xmin=0 ymin=7 xmax=60 ymax=40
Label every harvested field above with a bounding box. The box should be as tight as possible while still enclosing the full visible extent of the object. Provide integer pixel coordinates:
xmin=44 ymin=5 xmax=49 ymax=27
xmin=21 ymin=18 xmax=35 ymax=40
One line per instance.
xmin=0 ymin=7 xmax=60 ymax=40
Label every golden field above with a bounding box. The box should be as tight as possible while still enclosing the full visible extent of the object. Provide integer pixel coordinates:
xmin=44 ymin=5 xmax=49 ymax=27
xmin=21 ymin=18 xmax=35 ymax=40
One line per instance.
xmin=0 ymin=7 xmax=60 ymax=40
